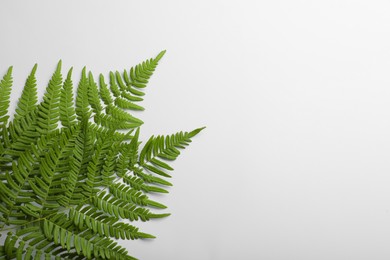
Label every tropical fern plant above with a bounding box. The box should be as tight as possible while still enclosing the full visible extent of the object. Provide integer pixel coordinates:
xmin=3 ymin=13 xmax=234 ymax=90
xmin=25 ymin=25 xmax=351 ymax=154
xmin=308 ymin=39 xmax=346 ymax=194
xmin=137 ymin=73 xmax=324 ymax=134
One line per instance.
xmin=0 ymin=51 xmax=204 ymax=259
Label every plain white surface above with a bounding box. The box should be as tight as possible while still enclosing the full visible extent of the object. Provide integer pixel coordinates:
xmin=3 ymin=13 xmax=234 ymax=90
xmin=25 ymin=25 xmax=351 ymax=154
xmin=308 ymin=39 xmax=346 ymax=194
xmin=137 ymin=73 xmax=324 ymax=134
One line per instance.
xmin=2 ymin=0 xmax=390 ymax=259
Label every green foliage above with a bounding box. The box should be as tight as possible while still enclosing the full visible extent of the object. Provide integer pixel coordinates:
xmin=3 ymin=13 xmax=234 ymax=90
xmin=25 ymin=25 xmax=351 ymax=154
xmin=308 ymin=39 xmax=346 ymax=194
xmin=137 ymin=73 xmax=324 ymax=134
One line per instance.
xmin=0 ymin=51 xmax=204 ymax=259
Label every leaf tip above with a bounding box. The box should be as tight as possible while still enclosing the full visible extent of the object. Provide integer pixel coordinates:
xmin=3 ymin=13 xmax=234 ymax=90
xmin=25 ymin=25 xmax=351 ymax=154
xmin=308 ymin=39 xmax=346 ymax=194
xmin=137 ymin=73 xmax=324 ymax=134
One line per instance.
xmin=140 ymin=233 xmax=156 ymax=239
xmin=188 ymin=126 xmax=206 ymax=138
xmin=32 ymin=63 xmax=38 ymax=73
xmin=67 ymin=67 xmax=73 ymax=78
xmin=155 ymin=50 xmax=166 ymax=62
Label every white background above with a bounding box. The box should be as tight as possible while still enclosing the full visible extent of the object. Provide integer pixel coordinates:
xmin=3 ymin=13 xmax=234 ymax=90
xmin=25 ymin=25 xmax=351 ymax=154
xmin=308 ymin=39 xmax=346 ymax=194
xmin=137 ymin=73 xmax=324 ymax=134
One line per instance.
xmin=1 ymin=1 xmax=390 ymax=259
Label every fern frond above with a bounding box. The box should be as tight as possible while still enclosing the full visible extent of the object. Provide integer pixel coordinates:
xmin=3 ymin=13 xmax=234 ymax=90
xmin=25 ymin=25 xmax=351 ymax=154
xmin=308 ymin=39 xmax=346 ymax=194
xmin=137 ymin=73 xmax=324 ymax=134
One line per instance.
xmin=4 ymin=227 xmax=72 ymax=260
xmin=14 ymin=64 xmax=38 ymax=121
xmin=115 ymin=97 xmax=144 ymax=111
xmin=116 ymin=71 xmax=144 ymax=103
xmin=110 ymin=183 xmax=167 ymax=209
xmin=122 ymin=173 xmax=169 ymax=194
xmin=0 ymin=66 xmax=13 ymax=127
xmin=60 ymin=67 xmax=77 ymax=128
xmin=36 ymin=61 xmax=63 ymax=134
xmin=105 ymin=104 xmax=142 ymax=123
xmin=133 ymin=167 xmax=173 ymax=187
xmin=88 ymin=72 xmax=103 ymax=115
xmin=75 ymin=67 xmax=91 ymax=122
xmin=94 ymin=112 xmax=142 ymax=130
xmin=6 ymin=64 xmax=68 ymax=151
xmin=128 ymin=128 xmax=140 ymax=169
xmin=121 ymin=88 xmax=144 ymax=101
xmin=69 ymin=205 xmax=155 ymax=240
xmin=87 ymin=121 xmax=132 ymax=141
xmin=0 ymin=52 xmax=204 ymax=260
xmin=109 ymin=71 xmax=120 ymax=97
xmin=99 ymin=142 xmax=120 ymax=186
xmin=28 ymin=126 xmax=79 ymax=214
xmin=138 ymin=128 xmax=205 ymax=179
xmin=92 ymin=191 xmax=169 ymax=221
xmin=128 ymin=50 xmax=166 ymax=89
xmin=43 ymin=215 xmax=136 ymax=260
xmin=6 ymin=109 xmax=39 ymax=154
xmin=83 ymin=136 xmax=112 ymax=196
xmin=60 ymin=123 xmax=94 ymax=206
xmin=0 ymin=129 xmax=65 ymax=225
xmin=99 ymin=74 xmax=113 ymax=106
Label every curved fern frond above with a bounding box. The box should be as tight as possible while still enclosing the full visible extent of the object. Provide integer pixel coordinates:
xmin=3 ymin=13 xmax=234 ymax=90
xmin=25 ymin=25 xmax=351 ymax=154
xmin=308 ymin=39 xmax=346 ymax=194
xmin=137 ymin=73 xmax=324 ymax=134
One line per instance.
xmin=0 ymin=51 xmax=204 ymax=260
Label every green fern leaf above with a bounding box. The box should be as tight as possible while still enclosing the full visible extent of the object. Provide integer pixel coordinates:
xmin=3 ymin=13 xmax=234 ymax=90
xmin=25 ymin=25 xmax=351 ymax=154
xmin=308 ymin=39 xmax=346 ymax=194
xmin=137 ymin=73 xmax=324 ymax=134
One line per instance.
xmin=0 ymin=67 xmax=13 ymax=126
xmin=0 ymin=52 xmax=204 ymax=260
xmin=128 ymin=50 xmax=166 ymax=89
xmin=94 ymin=112 xmax=142 ymax=130
xmin=110 ymin=183 xmax=167 ymax=209
xmin=88 ymin=72 xmax=103 ymax=115
xmin=99 ymin=74 xmax=113 ymax=105
xmin=109 ymin=71 xmax=121 ymax=97
xmin=139 ymin=128 xmax=205 ymax=179
xmin=69 ymin=205 xmax=155 ymax=240
xmin=115 ymin=97 xmax=144 ymax=111
xmin=133 ymin=167 xmax=173 ymax=187
xmin=60 ymin=123 xmax=94 ymax=206
xmin=122 ymin=173 xmax=169 ymax=194
xmin=14 ymin=64 xmax=38 ymax=121
xmin=60 ymin=67 xmax=77 ymax=127
xmin=75 ymin=67 xmax=91 ymax=122
xmin=36 ymin=61 xmax=63 ymax=134
xmin=92 ymin=191 xmax=168 ymax=221
xmin=83 ymin=136 xmax=112 ymax=196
